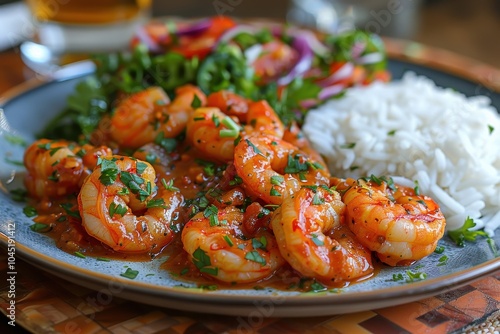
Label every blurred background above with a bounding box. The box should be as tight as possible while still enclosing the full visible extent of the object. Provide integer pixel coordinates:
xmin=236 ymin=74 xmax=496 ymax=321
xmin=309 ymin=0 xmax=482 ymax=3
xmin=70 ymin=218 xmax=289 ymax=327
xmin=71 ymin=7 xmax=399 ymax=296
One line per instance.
xmin=148 ymin=0 xmax=500 ymax=67
xmin=0 ymin=0 xmax=499 ymax=92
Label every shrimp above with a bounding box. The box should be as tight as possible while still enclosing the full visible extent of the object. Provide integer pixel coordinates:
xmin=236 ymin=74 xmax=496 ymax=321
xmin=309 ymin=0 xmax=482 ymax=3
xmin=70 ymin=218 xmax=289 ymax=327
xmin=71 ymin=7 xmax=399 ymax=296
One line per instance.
xmin=271 ymin=187 xmax=374 ymax=284
xmin=206 ymin=91 xmax=284 ymax=138
xmin=182 ymin=205 xmax=284 ymax=283
xmin=110 ymin=85 xmax=206 ymax=149
xmin=342 ymin=178 xmax=446 ymax=266
xmin=233 ymin=134 xmax=330 ymax=205
xmin=78 ymin=156 xmax=183 ymax=254
xmin=24 ymin=139 xmax=111 ymax=199
xmin=244 ymin=100 xmax=285 ymax=138
xmin=206 ymin=90 xmax=249 ymax=123
xmin=185 ymin=107 xmax=239 ymax=162
xmin=283 ymin=121 xmax=327 ymax=169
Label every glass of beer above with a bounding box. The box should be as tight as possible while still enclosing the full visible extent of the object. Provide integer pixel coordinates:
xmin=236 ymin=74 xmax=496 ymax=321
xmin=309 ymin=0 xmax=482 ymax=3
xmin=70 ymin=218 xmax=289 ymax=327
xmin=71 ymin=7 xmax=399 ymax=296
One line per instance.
xmin=22 ymin=0 xmax=151 ymax=73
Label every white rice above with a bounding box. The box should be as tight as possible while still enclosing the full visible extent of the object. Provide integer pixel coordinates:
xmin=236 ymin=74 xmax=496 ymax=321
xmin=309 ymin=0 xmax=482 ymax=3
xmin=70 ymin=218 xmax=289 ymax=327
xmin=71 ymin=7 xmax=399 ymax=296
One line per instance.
xmin=303 ymin=72 xmax=500 ymax=234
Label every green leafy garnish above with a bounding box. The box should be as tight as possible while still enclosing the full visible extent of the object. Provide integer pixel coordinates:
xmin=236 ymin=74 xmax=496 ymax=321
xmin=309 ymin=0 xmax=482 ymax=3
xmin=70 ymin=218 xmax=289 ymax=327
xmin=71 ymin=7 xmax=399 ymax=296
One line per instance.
xmin=29 ymin=223 xmax=51 ymax=233
xmin=60 ymin=203 xmax=81 ymax=219
xmin=310 ymin=234 xmax=324 ymax=246
xmin=192 ymin=247 xmax=218 ymax=276
xmin=191 ymin=94 xmax=202 ymax=108
xmin=74 ymin=251 xmax=86 ymax=259
xmin=245 ymin=251 xmax=266 ymax=266
xmin=120 ymin=268 xmax=139 ymax=279
xmin=270 ymin=175 xmax=284 ymax=185
xmin=405 ymin=270 xmax=427 ymax=283
xmin=23 ymin=206 xmax=37 ymax=217
xmin=109 ymin=202 xmax=128 ymax=217
xmin=448 ymin=217 xmax=490 ymax=247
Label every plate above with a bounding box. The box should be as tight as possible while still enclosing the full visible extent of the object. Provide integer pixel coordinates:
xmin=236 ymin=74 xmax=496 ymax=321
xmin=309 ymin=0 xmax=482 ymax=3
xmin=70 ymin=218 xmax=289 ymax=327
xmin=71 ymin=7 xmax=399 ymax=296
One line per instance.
xmin=0 ymin=58 xmax=499 ymax=318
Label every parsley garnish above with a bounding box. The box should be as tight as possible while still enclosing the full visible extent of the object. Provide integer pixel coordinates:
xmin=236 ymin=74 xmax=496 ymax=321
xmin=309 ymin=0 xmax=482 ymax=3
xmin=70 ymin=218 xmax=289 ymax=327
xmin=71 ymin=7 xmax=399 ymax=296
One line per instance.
xmin=136 ymin=161 xmax=148 ymax=175
xmin=60 ymin=203 xmax=81 ymax=219
xmin=109 ymin=202 xmax=128 ymax=217
xmin=312 ymin=192 xmax=324 ymax=205
xmin=23 ymin=206 xmax=37 ymax=217
xmin=448 ymin=217 xmax=490 ymax=247
xmin=437 ymin=255 xmax=448 ymax=266
xmin=161 ymin=178 xmax=179 ymax=192
xmin=98 ymin=159 xmax=119 ymax=186
xmin=284 ymin=154 xmax=308 ymax=174
xmin=74 ymin=251 xmax=86 ymax=258
xmin=154 ymin=131 xmax=177 ymax=153
xmin=192 ymin=247 xmax=218 ymax=276
xmin=269 ymin=188 xmax=281 ymax=197
xmin=245 ymin=139 xmax=264 ymax=156
xmin=223 ymin=235 xmax=234 ymax=247
xmin=245 ymin=251 xmax=266 ymax=266
xmin=310 ymin=234 xmax=324 ymax=246
xmin=29 ymin=223 xmax=51 ymax=233
xmin=405 ymin=270 xmax=427 ymax=283
xmin=191 ymin=94 xmax=202 ymax=108
xmin=270 ymin=175 xmax=284 ymax=185
xmin=120 ymin=268 xmax=139 ymax=279
xmin=340 ymin=142 xmax=356 ymax=149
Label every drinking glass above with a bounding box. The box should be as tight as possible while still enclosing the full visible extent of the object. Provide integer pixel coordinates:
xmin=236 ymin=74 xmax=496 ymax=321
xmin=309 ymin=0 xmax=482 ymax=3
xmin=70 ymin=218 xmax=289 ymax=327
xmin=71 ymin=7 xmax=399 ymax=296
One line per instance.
xmin=21 ymin=0 xmax=151 ymax=74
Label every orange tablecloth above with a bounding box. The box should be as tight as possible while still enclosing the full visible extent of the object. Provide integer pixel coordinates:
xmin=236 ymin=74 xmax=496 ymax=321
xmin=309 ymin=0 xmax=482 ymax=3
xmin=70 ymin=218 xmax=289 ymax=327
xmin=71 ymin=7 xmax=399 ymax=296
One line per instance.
xmin=0 ymin=253 xmax=499 ymax=333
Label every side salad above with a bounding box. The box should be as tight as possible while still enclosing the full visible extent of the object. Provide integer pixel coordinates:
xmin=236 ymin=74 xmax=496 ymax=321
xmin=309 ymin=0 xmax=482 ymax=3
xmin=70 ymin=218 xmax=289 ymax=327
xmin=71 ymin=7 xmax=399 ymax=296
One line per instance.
xmin=39 ymin=16 xmax=390 ymax=141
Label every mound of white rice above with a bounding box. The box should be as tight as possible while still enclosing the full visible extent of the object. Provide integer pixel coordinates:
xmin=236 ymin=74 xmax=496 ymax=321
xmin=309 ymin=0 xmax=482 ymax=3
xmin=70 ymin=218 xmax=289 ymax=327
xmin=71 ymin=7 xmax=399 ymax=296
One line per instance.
xmin=303 ymin=72 xmax=500 ymax=234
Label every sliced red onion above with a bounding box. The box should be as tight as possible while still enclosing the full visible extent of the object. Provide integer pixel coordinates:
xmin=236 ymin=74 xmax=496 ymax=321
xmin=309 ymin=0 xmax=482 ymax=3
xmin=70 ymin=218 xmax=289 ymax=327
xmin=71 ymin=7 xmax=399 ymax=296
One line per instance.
xmin=177 ymin=19 xmax=212 ymax=36
xmin=299 ymin=98 xmax=319 ymax=109
xmin=355 ymin=52 xmax=384 ymax=65
xmin=318 ymin=83 xmax=345 ymax=100
xmin=316 ymin=62 xmax=354 ymax=87
xmin=272 ymin=26 xmax=329 ymax=56
xmin=351 ymin=41 xmax=366 ymax=59
xmin=244 ymin=44 xmax=263 ymax=65
xmin=216 ymin=25 xmax=258 ymax=46
xmin=277 ymin=34 xmax=314 ymax=86
xmin=135 ymin=26 xmax=161 ymax=53
xmin=298 ymin=30 xmax=330 ymax=56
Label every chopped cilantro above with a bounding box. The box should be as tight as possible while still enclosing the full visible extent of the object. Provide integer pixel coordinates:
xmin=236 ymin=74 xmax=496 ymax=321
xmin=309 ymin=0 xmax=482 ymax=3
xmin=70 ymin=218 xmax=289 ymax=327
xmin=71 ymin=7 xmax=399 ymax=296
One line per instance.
xmin=146 ymin=198 xmax=167 ymax=209
xmin=109 ymin=202 xmax=128 ymax=217
xmin=60 ymin=203 xmax=81 ymax=219
xmin=245 ymin=139 xmax=264 ymax=156
xmin=405 ymin=270 xmax=427 ymax=283
xmin=154 ymin=132 xmax=177 ymax=153
xmin=136 ymin=161 xmax=148 ymax=175
xmin=245 ymin=251 xmax=266 ymax=266
xmin=437 ymin=255 xmax=448 ymax=266
xmin=310 ymin=234 xmax=324 ymax=246
xmin=23 ymin=206 xmax=37 ymax=217
xmin=161 ymin=178 xmax=179 ymax=192
xmin=191 ymin=94 xmax=202 ymax=108
xmin=448 ymin=217 xmax=490 ymax=247
xmin=284 ymin=154 xmax=308 ymax=174
xmin=269 ymin=188 xmax=281 ymax=197
xmin=312 ymin=192 xmax=324 ymax=205
xmin=74 ymin=251 xmax=86 ymax=259
xmin=29 ymin=223 xmax=51 ymax=233
xmin=434 ymin=245 xmax=445 ymax=254
xmin=340 ymin=142 xmax=356 ymax=149
xmin=120 ymin=268 xmax=139 ymax=279
xmin=223 ymin=235 xmax=234 ymax=247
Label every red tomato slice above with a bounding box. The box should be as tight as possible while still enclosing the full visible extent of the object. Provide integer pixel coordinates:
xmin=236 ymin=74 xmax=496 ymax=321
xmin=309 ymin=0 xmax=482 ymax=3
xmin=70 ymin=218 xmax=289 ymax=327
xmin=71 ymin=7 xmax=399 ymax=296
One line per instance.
xmin=171 ymin=16 xmax=236 ymax=59
xmin=252 ymin=41 xmax=298 ymax=84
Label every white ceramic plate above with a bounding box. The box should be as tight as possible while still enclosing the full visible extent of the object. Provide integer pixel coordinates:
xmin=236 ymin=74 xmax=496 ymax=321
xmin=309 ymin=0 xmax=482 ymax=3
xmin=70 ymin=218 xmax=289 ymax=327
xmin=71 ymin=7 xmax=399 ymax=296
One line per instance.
xmin=0 ymin=59 xmax=499 ymax=317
